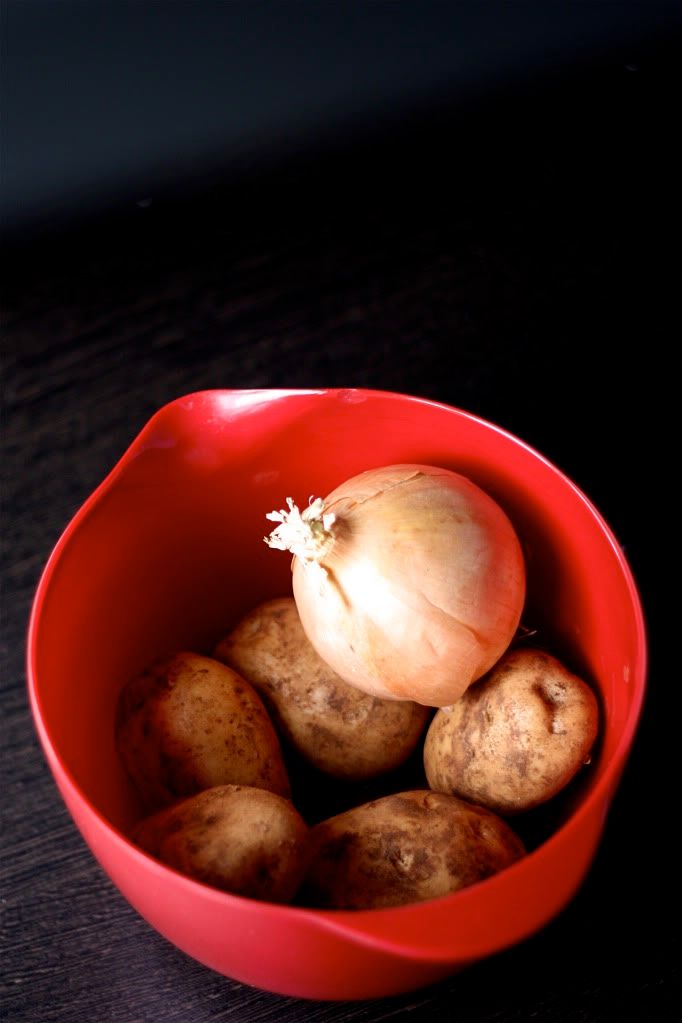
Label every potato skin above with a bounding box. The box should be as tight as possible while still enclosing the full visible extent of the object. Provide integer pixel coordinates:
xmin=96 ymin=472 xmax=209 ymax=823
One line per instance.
xmin=214 ymin=598 xmax=430 ymax=780
xmin=424 ymin=648 xmax=599 ymax=814
xmin=116 ymin=652 xmax=290 ymax=810
xmin=133 ymin=785 xmax=308 ymax=903
xmin=300 ymin=789 xmax=524 ymax=909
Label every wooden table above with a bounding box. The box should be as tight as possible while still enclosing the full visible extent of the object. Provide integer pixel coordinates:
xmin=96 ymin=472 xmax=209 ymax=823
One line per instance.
xmin=2 ymin=41 xmax=677 ymax=1022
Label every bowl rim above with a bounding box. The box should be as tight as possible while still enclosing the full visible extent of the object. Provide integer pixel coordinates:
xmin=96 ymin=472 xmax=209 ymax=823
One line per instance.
xmin=26 ymin=386 xmax=648 ymax=962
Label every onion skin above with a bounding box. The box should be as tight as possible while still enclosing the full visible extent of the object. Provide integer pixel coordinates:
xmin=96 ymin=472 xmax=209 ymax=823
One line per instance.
xmin=282 ymin=464 xmax=526 ymax=708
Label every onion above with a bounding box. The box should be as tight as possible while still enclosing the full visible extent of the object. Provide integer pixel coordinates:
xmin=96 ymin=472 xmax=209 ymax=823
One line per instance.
xmin=265 ymin=464 xmax=526 ymax=707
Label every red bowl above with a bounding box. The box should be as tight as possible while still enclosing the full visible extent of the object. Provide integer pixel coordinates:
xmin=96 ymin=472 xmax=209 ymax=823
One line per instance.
xmin=27 ymin=388 xmax=646 ymax=1000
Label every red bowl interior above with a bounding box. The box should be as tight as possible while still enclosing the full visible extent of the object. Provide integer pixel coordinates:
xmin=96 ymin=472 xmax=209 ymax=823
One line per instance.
xmin=27 ymin=388 xmax=646 ymax=999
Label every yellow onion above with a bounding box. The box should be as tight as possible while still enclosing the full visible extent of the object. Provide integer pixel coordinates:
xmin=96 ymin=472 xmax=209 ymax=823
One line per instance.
xmin=265 ymin=464 xmax=525 ymax=707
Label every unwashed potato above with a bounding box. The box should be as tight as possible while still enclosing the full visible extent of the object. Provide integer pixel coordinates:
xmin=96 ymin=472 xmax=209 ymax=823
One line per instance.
xmin=300 ymin=789 xmax=524 ymax=909
xmin=424 ymin=647 xmax=599 ymax=814
xmin=133 ymin=785 xmax=308 ymax=903
xmin=214 ymin=598 xmax=431 ymax=780
xmin=116 ymin=651 xmax=290 ymax=810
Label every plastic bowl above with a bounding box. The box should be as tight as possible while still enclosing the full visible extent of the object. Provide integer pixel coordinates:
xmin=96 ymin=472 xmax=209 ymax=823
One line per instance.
xmin=27 ymin=388 xmax=646 ymax=1000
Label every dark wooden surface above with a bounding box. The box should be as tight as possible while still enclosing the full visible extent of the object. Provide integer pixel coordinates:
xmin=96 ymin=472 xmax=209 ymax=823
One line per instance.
xmin=2 ymin=40 xmax=679 ymax=1023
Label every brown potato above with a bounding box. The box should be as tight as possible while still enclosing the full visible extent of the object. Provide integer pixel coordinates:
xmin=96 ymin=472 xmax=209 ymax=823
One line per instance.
xmin=300 ymin=789 xmax=524 ymax=909
xmin=424 ymin=647 xmax=599 ymax=814
xmin=133 ymin=785 xmax=308 ymax=902
xmin=214 ymin=598 xmax=431 ymax=780
xmin=116 ymin=651 xmax=290 ymax=810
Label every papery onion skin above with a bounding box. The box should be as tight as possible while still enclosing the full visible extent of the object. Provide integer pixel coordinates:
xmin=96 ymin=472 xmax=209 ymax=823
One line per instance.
xmin=280 ymin=464 xmax=526 ymax=708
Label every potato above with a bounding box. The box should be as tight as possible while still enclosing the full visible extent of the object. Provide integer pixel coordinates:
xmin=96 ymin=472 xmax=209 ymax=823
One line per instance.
xmin=133 ymin=785 xmax=308 ymax=902
xmin=214 ymin=598 xmax=430 ymax=780
xmin=424 ymin=647 xmax=599 ymax=814
xmin=116 ymin=651 xmax=290 ymax=810
xmin=300 ymin=789 xmax=524 ymax=909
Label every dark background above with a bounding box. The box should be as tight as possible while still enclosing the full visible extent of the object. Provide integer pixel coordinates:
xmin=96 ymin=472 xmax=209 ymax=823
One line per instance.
xmin=2 ymin=3 xmax=680 ymax=1021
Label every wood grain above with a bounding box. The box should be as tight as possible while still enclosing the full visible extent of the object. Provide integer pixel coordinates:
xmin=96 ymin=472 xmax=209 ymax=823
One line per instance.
xmin=2 ymin=41 xmax=678 ymax=1022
